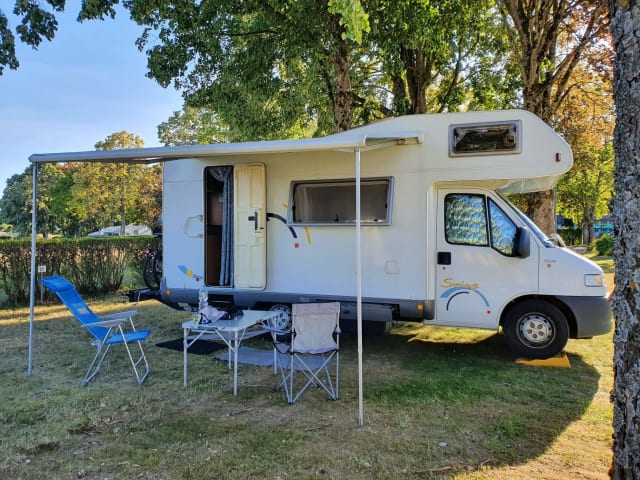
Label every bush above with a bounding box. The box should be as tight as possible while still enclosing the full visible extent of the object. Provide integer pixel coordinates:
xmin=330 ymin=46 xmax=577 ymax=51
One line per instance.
xmin=557 ymin=227 xmax=582 ymax=246
xmin=0 ymin=236 xmax=154 ymax=306
xmin=591 ymin=234 xmax=613 ymax=256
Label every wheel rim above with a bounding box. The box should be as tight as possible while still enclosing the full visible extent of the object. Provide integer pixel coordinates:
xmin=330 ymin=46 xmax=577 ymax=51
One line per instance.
xmin=517 ymin=313 xmax=555 ymax=348
xmin=268 ymin=304 xmax=292 ymax=331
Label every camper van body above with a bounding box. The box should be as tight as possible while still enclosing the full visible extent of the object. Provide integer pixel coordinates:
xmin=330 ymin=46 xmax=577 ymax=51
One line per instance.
xmin=158 ymin=110 xmax=611 ymax=358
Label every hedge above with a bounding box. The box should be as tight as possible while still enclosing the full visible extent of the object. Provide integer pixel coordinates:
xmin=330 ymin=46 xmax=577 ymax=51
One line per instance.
xmin=591 ymin=234 xmax=614 ymax=257
xmin=0 ymin=236 xmax=157 ymax=306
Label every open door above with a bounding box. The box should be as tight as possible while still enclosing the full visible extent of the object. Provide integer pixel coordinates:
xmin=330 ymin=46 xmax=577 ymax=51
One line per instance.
xmin=234 ymin=163 xmax=266 ymax=288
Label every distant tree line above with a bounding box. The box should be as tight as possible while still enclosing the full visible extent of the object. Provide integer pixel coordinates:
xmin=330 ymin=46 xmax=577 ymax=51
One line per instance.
xmin=0 ymin=132 xmax=162 ymax=238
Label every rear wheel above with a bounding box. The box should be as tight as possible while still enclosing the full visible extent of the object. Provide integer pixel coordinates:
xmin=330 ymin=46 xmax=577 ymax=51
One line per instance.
xmin=151 ymin=251 xmax=163 ymax=286
xmin=503 ymin=299 xmax=569 ymax=359
xmin=268 ymin=304 xmax=292 ymax=341
xmin=142 ymin=252 xmax=159 ymax=289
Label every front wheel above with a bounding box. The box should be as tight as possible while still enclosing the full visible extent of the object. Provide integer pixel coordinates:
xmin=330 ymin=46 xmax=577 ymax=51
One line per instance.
xmin=503 ymin=300 xmax=569 ymax=359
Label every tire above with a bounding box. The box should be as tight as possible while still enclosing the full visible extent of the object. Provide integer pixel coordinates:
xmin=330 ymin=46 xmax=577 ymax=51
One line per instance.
xmin=268 ymin=304 xmax=292 ymax=341
xmin=503 ymin=299 xmax=569 ymax=359
xmin=142 ymin=253 xmax=158 ymax=289
xmin=152 ymin=251 xmax=163 ymax=286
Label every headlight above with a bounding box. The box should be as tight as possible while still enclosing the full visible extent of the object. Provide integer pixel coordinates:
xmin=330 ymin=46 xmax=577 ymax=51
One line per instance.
xmin=584 ymin=273 xmax=604 ymax=287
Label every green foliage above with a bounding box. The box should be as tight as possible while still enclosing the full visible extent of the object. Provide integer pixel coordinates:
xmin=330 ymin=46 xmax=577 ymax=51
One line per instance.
xmin=0 ymin=0 xmax=65 ymax=74
xmin=557 ymin=143 xmax=614 ymax=229
xmin=328 ymin=0 xmax=370 ymax=43
xmin=0 ymin=236 xmax=151 ymax=305
xmin=0 ymin=131 xmax=162 ymax=237
xmin=591 ymin=234 xmax=613 ymax=257
xmin=157 ymin=107 xmax=231 ymax=146
xmin=557 ymin=226 xmax=582 ymax=246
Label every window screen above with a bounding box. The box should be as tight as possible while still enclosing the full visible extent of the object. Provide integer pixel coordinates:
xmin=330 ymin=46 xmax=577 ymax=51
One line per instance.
xmin=445 ymin=194 xmax=489 ymax=246
xmin=290 ymin=178 xmax=392 ymax=225
xmin=449 ymin=121 xmax=521 ymax=156
xmin=445 ymin=193 xmax=520 ymax=257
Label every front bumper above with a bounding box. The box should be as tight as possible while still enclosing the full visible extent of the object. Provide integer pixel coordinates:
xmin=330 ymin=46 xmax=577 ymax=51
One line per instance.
xmin=559 ymin=295 xmax=612 ymax=338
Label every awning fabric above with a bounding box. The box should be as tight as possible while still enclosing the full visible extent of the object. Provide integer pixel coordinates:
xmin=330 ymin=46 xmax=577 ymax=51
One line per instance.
xmin=29 ymin=131 xmax=423 ymax=165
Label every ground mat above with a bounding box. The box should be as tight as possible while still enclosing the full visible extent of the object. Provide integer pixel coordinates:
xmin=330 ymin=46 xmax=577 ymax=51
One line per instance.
xmin=156 ymin=338 xmax=226 ymax=355
xmin=215 ymin=346 xmax=330 ymax=370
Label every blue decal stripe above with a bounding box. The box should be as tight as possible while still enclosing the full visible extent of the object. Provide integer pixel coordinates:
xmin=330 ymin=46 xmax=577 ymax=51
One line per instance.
xmin=446 ymin=291 xmax=468 ymax=310
xmin=441 ymin=287 xmax=490 ymax=308
xmin=267 ymin=212 xmax=298 ymax=239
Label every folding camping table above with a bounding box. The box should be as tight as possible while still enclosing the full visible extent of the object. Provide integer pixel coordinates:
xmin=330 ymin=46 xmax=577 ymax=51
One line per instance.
xmin=182 ymin=310 xmax=279 ymax=395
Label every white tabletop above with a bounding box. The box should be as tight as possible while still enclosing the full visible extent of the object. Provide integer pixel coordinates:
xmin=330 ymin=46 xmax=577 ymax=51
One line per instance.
xmin=182 ymin=309 xmax=279 ymax=333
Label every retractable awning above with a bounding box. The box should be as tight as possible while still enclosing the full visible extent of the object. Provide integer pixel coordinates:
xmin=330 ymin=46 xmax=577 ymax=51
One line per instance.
xmin=29 ymin=130 xmax=423 ymax=164
xmin=28 ymin=128 xmax=423 ymax=428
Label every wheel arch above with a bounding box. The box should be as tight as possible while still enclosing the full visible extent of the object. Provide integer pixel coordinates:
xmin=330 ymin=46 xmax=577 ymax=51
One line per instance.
xmin=499 ymin=295 xmax=577 ymax=338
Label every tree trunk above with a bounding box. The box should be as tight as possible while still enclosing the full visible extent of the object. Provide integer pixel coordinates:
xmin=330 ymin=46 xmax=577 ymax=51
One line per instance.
xmin=610 ymin=2 xmax=640 ymax=478
xmin=583 ymin=205 xmax=596 ymax=246
xmin=391 ymin=74 xmax=410 ymax=116
xmin=401 ymin=46 xmax=431 ymax=114
xmin=332 ymin=43 xmax=353 ymax=132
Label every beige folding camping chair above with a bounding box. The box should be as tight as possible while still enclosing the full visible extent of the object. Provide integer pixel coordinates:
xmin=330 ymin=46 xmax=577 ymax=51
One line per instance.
xmin=268 ymin=302 xmax=340 ymax=404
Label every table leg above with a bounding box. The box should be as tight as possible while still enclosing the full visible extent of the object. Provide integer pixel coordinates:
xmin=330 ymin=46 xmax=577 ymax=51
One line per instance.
xmin=183 ymin=327 xmax=188 ymax=388
xmin=233 ymin=333 xmax=239 ymax=395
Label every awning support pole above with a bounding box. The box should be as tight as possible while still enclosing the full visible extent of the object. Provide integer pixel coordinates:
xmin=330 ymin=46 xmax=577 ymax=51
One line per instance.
xmin=28 ymin=162 xmax=38 ymax=376
xmin=355 ymin=147 xmax=364 ymax=427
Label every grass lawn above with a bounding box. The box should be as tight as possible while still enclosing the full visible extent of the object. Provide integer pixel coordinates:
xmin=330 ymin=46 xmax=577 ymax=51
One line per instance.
xmin=0 ymin=258 xmax=614 ymax=479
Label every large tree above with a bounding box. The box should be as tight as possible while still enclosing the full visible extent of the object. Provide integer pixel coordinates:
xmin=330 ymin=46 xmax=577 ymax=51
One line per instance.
xmin=555 ymin=62 xmax=614 ymax=244
xmin=366 ymin=0 xmax=518 ymax=115
xmin=609 ymin=2 xmax=640 ymax=478
xmin=157 ymin=107 xmax=230 ymax=146
xmin=124 ymin=0 xmax=364 ymax=135
xmin=0 ymin=164 xmax=68 ymax=238
xmin=500 ymin=0 xmax=610 ymax=234
xmin=70 ymin=131 xmax=161 ymax=235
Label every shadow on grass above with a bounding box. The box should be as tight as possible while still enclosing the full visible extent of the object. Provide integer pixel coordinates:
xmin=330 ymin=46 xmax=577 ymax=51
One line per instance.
xmin=1 ymin=304 xmax=605 ymax=479
xmin=343 ymin=323 xmax=601 ymax=469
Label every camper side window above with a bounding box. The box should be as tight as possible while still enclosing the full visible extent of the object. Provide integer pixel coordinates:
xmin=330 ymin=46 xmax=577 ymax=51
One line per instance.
xmin=289 ymin=178 xmax=392 ymax=225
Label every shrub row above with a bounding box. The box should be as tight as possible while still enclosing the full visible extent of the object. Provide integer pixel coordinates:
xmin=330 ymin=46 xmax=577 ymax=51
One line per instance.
xmin=0 ymin=236 xmax=155 ymax=306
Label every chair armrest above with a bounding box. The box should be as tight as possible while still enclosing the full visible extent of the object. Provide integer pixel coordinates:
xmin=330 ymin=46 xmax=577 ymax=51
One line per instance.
xmin=82 ymin=318 xmax=130 ymax=329
xmin=84 ymin=311 xmax=139 ymax=329
xmin=260 ymin=323 xmax=290 ymax=336
xmin=100 ymin=310 xmax=137 ymax=321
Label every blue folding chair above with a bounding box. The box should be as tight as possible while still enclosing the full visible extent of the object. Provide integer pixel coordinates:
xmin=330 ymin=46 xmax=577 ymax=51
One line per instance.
xmin=41 ymin=275 xmax=151 ymax=386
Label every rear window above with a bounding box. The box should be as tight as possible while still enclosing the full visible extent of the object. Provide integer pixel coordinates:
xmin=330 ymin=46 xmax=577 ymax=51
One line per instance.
xmin=449 ymin=121 xmax=521 ymax=156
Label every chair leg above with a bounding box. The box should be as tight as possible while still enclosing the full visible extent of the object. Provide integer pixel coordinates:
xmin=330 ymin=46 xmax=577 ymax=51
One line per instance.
xmin=122 ymin=339 xmax=150 ymax=385
xmin=82 ymin=343 xmax=111 ymax=386
xmin=290 ymin=353 xmax=338 ymax=403
xmin=274 ymin=354 xmax=294 ymax=403
xmin=82 ymin=334 xmax=150 ymax=386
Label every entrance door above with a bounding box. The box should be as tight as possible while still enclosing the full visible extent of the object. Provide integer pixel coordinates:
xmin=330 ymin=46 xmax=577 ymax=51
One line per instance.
xmin=234 ymin=164 xmax=266 ymax=288
xmin=434 ymin=189 xmax=538 ymax=328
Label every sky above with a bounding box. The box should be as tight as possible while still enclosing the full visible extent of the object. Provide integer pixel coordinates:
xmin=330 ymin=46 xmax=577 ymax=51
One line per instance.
xmin=0 ymin=6 xmax=185 ymax=197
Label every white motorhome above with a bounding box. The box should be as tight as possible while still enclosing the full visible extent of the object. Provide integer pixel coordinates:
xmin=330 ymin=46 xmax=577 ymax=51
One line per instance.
xmin=31 ymin=109 xmax=612 ymax=358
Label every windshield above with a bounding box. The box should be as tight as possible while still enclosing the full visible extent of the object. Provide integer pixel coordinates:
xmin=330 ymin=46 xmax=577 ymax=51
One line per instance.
xmin=497 ymin=192 xmax=554 ymax=247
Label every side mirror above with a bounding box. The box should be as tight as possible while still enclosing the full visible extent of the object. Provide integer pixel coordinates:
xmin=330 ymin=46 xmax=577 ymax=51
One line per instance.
xmin=515 ymin=227 xmax=531 ymax=258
